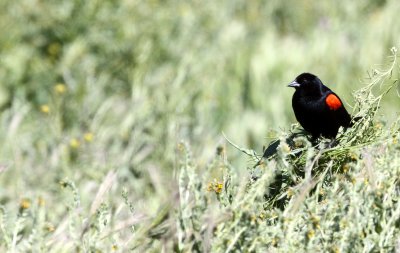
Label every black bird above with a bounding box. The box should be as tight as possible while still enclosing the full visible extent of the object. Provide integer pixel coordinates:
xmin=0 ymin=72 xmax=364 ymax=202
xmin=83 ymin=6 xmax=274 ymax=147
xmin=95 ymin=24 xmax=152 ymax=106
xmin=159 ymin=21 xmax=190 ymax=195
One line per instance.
xmin=288 ymin=73 xmax=352 ymax=139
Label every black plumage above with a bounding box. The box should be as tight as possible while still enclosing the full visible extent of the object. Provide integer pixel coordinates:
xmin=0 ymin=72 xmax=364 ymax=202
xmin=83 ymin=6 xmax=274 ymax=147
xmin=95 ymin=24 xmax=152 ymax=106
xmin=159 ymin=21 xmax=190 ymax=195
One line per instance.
xmin=288 ymin=73 xmax=352 ymax=139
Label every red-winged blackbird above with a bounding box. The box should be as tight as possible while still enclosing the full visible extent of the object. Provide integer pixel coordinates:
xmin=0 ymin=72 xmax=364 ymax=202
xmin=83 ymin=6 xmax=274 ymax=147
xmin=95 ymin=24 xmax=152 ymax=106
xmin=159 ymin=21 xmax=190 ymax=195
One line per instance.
xmin=288 ymin=73 xmax=352 ymax=139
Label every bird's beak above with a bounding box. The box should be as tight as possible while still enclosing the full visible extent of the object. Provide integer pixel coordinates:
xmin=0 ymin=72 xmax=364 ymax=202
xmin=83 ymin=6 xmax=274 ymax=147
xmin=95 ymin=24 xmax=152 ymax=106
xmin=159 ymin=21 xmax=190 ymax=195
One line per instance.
xmin=288 ymin=80 xmax=300 ymax=88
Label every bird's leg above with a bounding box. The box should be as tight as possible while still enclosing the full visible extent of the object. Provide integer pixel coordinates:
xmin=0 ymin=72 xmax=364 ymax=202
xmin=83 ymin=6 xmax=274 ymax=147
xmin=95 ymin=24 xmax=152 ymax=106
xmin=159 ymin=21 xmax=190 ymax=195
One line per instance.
xmin=310 ymin=135 xmax=319 ymax=146
xmin=327 ymin=138 xmax=338 ymax=148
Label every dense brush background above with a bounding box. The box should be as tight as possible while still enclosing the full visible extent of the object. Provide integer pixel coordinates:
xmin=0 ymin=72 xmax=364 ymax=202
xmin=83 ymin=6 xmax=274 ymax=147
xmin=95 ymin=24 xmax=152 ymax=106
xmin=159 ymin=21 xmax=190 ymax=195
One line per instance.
xmin=0 ymin=0 xmax=400 ymax=252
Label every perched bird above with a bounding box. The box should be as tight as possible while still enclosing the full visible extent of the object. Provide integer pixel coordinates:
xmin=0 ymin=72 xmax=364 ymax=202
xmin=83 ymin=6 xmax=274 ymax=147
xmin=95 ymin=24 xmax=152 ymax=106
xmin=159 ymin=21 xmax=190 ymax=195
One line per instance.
xmin=288 ymin=73 xmax=352 ymax=139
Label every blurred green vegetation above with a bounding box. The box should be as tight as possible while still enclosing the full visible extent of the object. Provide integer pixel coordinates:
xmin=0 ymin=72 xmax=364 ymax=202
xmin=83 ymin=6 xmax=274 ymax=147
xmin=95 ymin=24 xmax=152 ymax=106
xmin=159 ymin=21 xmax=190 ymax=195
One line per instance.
xmin=0 ymin=0 xmax=399 ymax=251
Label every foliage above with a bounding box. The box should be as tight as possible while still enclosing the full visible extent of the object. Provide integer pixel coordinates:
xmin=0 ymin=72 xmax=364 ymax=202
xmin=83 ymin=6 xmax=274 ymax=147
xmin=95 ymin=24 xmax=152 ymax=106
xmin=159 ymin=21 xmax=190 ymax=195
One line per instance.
xmin=176 ymin=50 xmax=400 ymax=252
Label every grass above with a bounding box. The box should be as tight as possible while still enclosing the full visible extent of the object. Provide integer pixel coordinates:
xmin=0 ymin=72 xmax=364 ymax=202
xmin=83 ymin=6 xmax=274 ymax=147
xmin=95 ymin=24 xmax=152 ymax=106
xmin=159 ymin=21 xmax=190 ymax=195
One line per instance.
xmin=0 ymin=0 xmax=400 ymax=252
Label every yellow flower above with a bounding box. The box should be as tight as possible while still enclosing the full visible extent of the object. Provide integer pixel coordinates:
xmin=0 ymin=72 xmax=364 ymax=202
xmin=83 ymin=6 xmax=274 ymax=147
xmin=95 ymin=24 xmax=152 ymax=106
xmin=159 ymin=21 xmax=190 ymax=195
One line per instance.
xmin=54 ymin=83 xmax=67 ymax=94
xmin=307 ymin=229 xmax=315 ymax=239
xmin=112 ymin=245 xmax=118 ymax=251
xmin=38 ymin=196 xmax=45 ymax=207
xmin=342 ymin=163 xmax=350 ymax=173
xmin=177 ymin=142 xmax=185 ymax=152
xmin=287 ymin=188 xmax=295 ymax=197
xmin=84 ymin=132 xmax=94 ymax=142
xmin=350 ymin=152 xmax=358 ymax=161
xmin=215 ymin=182 xmax=223 ymax=193
xmin=70 ymin=138 xmax=80 ymax=149
xmin=311 ymin=215 xmax=320 ymax=229
xmin=40 ymin=104 xmax=50 ymax=114
xmin=207 ymin=181 xmax=224 ymax=194
xmin=46 ymin=223 xmax=55 ymax=232
xmin=20 ymin=198 xmax=31 ymax=210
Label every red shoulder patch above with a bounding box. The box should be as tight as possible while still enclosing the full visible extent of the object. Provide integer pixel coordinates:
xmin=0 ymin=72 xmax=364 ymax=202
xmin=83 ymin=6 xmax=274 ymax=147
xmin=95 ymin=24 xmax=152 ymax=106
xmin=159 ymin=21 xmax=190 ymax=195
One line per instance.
xmin=325 ymin=94 xmax=342 ymax=110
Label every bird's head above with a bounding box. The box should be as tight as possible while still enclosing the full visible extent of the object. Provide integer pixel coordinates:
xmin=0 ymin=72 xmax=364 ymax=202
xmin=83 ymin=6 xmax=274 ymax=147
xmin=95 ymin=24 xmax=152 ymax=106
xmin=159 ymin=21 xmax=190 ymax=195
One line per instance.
xmin=288 ymin=73 xmax=323 ymax=95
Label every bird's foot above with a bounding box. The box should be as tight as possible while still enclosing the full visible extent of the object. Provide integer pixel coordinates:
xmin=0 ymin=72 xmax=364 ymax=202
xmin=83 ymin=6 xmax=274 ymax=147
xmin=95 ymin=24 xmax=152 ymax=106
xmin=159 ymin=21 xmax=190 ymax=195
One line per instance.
xmin=317 ymin=138 xmax=337 ymax=150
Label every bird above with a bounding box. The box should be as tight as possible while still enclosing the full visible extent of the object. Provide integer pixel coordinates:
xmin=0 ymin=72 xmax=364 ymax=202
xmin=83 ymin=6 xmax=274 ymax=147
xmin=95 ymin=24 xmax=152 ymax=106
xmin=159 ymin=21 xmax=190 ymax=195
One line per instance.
xmin=288 ymin=73 xmax=353 ymax=140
